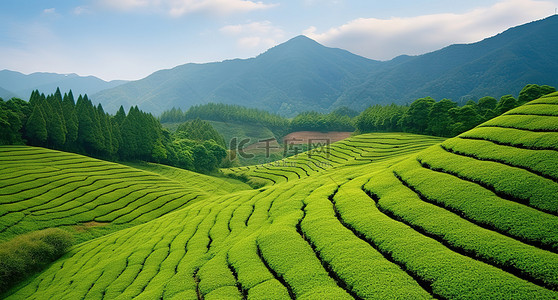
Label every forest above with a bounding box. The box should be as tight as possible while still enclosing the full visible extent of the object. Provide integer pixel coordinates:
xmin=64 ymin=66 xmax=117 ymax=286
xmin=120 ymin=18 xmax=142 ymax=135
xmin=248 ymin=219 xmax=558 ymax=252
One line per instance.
xmin=0 ymin=88 xmax=226 ymax=173
xmin=158 ymin=84 xmax=556 ymax=138
xmin=1 ymin=84 xmax=554 ymax=173
xmin=355 ymin=84 xmax=556 ymax=136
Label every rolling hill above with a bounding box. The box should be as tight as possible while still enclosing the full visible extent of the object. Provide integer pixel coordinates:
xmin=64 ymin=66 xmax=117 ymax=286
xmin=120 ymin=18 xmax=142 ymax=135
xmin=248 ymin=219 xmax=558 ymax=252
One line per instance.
xmin=0 ymin=147 xmax=249 ymax=243
xmin=2 ymin=92 xmax=558 ymax=299
xmin=0 ymin=70 xmax=127 ymax=100
xmin=92 ymin=16 xmax=558 ymax=116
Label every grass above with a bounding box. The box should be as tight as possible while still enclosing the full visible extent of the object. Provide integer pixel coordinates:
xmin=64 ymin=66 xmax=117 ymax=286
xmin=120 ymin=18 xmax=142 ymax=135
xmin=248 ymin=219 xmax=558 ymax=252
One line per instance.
xmin=3 ymin=94 xmax=558 ymax=299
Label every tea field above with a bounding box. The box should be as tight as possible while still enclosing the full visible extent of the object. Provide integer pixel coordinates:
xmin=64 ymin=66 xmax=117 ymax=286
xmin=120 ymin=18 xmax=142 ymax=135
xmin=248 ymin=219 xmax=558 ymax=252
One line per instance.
xmin=2 ymin=93 xmax=558 ymax=299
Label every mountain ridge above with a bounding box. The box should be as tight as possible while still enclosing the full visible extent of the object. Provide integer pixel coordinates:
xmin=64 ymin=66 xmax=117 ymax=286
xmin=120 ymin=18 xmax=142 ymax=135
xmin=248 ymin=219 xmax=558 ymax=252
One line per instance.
xmin=334 ymin=15 xmax=558 ymax=109
xmin=0 ymin=70 xmax=127 ymax=100
xmin=93 ymin=34 xmax=381 ymax=116
xmin=6 ymin=16 xmax=558 ymax=116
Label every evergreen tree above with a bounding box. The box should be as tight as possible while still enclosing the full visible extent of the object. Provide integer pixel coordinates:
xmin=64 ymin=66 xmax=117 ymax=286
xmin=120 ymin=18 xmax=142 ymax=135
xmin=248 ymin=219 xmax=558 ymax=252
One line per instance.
xmin=96 ymin=104 xmax=113 ymax=156
xmin=76 ymin=95 xmax=95 ymax=152
xmin=28 ymin=90 xmax=40 ymax=107
xmin=62 ymin=91 xmax=79 ymax=146
xmin=113 ymin=106 xmax=126 ymax=126
xmin=25 ymin=105 xmax=47 ymax=145
xmin=120 ymin=106 xmax=140 ymax=158
xmin=44 ymin=94 xmax=66 ymax=148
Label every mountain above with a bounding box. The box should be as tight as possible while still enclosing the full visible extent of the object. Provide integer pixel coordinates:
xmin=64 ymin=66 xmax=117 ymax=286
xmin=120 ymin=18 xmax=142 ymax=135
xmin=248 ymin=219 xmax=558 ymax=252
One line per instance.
xmin=94 ymin=16 xmax=558 ymax=116
xmin=0 ymin=86 xmax=17 ymax=100
xmin=93 ymin=35 xmax=381 ymax=116
xmin=334 ymin=15 xmax=558 ymax=110
xmin=0 ymin=70 xmax=127 ymax=100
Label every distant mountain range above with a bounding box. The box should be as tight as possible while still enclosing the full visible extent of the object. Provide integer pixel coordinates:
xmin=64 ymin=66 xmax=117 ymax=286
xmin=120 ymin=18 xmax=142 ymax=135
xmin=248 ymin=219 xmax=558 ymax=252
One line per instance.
xmin=0 ymin=70 xmax=127 ymax=100
xmin=4 ymin=16 xmax=558 ymax=116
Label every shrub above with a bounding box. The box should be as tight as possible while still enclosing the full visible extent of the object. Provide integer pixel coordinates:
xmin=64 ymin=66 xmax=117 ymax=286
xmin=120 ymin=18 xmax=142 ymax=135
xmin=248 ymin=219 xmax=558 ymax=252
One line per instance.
xmin=0 ymin=228 xmax=73 ymax=294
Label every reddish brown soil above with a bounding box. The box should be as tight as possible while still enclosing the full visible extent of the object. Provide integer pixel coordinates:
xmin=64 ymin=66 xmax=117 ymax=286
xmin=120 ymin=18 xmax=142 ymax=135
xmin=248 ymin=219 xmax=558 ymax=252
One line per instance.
xmin=282 ymin=131 xmax=353 ymax=144
xmin=238 ymin=131 xmax=353 ymax=157
xmin=74 ymin=221 xmax=109 ymax=232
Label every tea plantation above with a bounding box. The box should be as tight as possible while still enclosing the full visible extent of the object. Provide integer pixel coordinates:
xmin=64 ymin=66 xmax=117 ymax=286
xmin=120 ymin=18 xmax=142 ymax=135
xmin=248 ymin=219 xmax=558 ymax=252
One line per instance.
xmin=2 ymin=93 xmax=558 ymax=299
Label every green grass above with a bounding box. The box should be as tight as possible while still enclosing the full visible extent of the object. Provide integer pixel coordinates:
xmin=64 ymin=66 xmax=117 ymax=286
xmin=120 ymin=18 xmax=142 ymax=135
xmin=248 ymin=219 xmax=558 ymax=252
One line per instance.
xmin=3 ymin=94 xmax=558 ymax=299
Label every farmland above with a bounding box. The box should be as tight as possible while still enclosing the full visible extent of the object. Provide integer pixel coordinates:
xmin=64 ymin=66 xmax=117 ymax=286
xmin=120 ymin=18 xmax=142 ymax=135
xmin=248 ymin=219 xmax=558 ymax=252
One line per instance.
xmin=2 ymin=93 xmax=558 ymax=299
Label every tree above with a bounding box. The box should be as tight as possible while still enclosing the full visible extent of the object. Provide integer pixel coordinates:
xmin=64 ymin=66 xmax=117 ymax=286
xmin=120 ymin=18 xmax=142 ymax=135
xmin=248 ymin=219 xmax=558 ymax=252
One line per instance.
xmin=477 ymin=96 xmax=498 ymax=121
xmin=355 ymin=104 xmax=406 ymax=133
xmin=192 ymin=144 xmax=214 ymax=173
xmin=175 ymin=118 xmax=226 ymax=147
xmin=518 ymin=84 xmax=556 ymax=104
xmin=113 ymin=105 xmax=126 ymax=126
xmin=478 ymin=96 xmax=497 ymax=113
xmin=496 ymin=95 xmax=518 ymax=114
xmin=449 ymin=105 xmax=481 ymax=134
xmin=399 ymin=97 xmax=435 ymax=133
xmin=62 ymin=91 xmax=78 ymax=147
xmin=427 ymin=99 xmax=457 ymax=137
xmin=0 ymin=99 xmax=23 ymax=144
xmin=25 ymin=105 xmax=47 ymax=145
xmin=44 ymin=95 xmax=66 ymax=148
xmin=119 ymin=106 xmax=140 ymax=158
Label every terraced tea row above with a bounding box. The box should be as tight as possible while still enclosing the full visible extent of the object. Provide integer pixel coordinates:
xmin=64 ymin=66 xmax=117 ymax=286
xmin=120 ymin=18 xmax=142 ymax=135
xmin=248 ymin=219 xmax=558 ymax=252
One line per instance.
xmin=4 ymin=94 xmax=558 ymax=299
xmin=0 ymin=146 xmax=247 ymax=242
xmin=224 ymin=133 xmax=445 ymax=185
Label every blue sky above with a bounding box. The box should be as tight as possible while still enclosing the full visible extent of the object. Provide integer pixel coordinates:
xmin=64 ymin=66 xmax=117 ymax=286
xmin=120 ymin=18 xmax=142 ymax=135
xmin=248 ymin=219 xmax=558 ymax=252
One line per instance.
xmin=1 ymin=0 xmax=556 ymax=81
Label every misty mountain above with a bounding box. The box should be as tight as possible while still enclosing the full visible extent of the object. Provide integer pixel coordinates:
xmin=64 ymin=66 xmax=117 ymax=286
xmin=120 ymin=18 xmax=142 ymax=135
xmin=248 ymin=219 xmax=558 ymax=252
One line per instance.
xmin=0 ymin=86 xmax=17 ymax=101
xmin=71 ymin=16 xmax=558 ymax=115
xmin=0 ymin=70 xmax=127 ymax=100
xmin=334 ymin=15 xmax=558 ymax=110
xmin=93 ymin=36 xmax=381 ymax=116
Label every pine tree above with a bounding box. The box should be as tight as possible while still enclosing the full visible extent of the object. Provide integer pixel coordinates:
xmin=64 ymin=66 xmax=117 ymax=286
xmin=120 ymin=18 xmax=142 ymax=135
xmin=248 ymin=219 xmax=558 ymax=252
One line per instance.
xmin=44 ymin=93 xmax=66 ymax=148
xmin=119 ymin=106 xmax=140 ymax=158
xmin=76 ymin=95 xmax=94 ymax=152
xmin=25 ymin=105 xmax=47 ymax=145
xmin=113 ymin=106 xmax=126 ymax=126
xmin=62 ymin=91 xmax=79 ymax=146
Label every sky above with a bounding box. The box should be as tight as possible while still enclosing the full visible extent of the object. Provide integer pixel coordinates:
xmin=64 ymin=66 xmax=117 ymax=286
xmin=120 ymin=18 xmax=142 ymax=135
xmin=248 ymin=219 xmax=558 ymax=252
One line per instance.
xmin=1 ymin=0 xmax=557 ymax=81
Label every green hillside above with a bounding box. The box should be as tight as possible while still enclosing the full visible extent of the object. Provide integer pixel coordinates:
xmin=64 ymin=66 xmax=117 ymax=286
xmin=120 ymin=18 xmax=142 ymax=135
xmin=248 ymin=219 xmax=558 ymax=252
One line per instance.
xmin=0 ymin=147 xmax=249 ymax=243
xmin=3 ymin=93 xmax=558 ymax=299
xmin=223 ymin=132 xmax=446 ymax=186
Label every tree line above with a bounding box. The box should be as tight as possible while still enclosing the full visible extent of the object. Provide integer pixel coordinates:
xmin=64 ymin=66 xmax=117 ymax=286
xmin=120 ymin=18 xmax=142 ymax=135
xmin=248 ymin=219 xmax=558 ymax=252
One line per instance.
xmin=0 ymin=88 xmax=227 ymax=173
xmin=160 ymin=103 xmax=290 ymax=138
xmin=159 ymin=103 xmax=359 ymax=135
xmin=355 ymin=84 xmax=556 ymax=137
xmin=158 ymin=84 xmax=555 ymax=138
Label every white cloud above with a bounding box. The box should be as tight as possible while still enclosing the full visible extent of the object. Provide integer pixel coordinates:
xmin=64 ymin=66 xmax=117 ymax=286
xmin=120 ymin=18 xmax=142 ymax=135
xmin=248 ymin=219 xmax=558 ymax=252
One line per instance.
xmin=73 ymin=6 xmax=91 ymax=15
xmin=99 ymin=0 xmax=277 ymax=16
xmin=304 ymin=0 xmax=557 ymax=60
xmin=42 ymin=8 xmax=57 ymax=15
xmin=220 ymin=21 xmax=284 ymax=48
